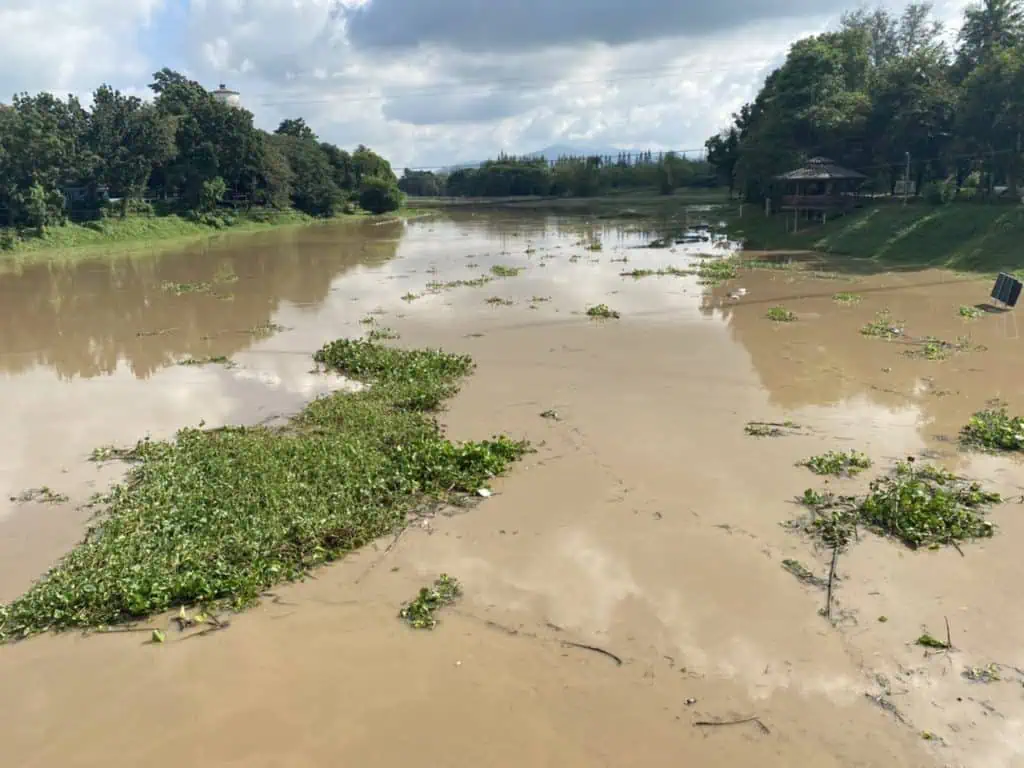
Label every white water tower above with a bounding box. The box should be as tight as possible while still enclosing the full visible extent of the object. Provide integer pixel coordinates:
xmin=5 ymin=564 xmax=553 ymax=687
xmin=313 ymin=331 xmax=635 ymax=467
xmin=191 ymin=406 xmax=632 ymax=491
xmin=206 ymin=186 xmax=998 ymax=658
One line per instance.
xmin=212 ymin=83 xmax=241 ymax=108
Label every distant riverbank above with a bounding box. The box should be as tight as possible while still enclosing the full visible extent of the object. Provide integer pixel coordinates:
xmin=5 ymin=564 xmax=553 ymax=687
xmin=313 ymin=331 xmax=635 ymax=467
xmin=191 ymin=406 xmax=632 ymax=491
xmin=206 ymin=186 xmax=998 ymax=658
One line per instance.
xmin=0 ymin=207 xmax=429 ymax=267
xmin=413 ymin=188 xmax=730 ymax=218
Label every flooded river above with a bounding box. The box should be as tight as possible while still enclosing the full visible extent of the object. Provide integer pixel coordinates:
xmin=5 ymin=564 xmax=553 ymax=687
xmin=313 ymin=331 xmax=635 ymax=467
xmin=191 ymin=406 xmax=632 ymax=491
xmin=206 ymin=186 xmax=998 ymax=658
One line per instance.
xmin=1 ymin=212 xmax=1023 ymax=767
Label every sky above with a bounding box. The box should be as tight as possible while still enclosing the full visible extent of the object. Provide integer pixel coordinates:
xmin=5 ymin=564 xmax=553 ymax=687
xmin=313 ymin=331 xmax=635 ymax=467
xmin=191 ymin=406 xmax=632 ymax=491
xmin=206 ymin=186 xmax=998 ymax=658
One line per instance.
xmin=0 ymin=0 xmax=973 ymax=169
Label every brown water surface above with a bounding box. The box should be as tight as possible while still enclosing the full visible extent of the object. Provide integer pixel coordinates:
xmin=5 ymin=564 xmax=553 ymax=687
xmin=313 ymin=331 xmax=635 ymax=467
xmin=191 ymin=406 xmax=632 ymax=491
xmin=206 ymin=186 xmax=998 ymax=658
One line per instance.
xmin=2 ymin=212 xmax=1023 ymax=767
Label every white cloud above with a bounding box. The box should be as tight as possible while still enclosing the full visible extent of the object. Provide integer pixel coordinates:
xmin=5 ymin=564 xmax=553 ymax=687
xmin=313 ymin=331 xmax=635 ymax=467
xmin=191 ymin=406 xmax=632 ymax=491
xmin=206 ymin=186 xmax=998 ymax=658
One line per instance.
xmin=0 ymin=0 xmax=977 ymax=167
xmin=0 ymin=0 xmax=162 ymax=100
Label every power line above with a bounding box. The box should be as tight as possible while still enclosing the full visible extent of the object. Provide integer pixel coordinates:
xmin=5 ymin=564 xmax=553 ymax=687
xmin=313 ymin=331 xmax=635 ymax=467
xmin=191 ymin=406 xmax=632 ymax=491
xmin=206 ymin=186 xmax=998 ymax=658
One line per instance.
xmin=252 ymin=60 xmax=774 ymax=107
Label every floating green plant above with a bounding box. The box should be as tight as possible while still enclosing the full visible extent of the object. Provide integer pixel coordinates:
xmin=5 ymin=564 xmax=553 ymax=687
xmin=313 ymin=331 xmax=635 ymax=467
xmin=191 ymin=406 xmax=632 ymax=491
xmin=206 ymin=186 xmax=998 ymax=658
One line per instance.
xmin=0 ymin=340 xmax=528 ymax=641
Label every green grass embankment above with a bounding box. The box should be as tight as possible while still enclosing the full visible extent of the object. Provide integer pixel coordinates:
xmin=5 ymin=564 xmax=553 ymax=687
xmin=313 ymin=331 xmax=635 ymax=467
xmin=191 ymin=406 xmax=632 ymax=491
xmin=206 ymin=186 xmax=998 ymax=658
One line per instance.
xmin=729 ymin=202 xmax=1024 ymax=276
xmin=3 ymin=210 xmax=313 ymax=258
xmin=1 ymin=206 xmax=430 ymax=265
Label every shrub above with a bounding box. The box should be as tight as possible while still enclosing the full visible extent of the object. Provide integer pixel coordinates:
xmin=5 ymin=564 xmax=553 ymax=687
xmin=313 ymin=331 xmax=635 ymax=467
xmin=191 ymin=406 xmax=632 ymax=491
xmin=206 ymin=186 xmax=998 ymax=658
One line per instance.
xmin=199 ymin=176 xmax=227 ymax=213
xmin=358 ymin=176 xmax=404 ymax=214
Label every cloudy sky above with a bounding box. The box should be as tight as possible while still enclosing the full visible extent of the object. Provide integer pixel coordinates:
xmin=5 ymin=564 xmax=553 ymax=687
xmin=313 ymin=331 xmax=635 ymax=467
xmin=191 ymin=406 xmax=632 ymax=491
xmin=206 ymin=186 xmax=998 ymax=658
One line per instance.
xmin=0 ymin=0 xmax=972 ymax=169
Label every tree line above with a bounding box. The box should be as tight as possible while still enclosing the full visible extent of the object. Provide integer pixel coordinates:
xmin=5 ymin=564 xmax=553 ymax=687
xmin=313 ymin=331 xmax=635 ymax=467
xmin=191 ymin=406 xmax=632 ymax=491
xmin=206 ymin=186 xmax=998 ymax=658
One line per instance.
xmin=0 ymin=68 xmax=402 ymax=236
xmin=398 ymin=152 xmax=717 ymax=198
xmin=705 ymin=0 xmax=1024 ymax=203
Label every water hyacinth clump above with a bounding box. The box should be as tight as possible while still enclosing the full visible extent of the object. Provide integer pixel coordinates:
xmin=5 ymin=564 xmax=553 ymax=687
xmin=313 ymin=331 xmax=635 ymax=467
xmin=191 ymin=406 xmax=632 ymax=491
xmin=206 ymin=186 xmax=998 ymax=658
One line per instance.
xmin=832 ymin=292 xmax=862 ymax=305
xmin=399 ymin=574 xmax=462 ymax=629
xmin=799 ymin=450 xmax=872 ymax=477
xmin=490 ymin=265 xmax=522 ymax=277
xmin=861 ymin=310 xmax=903 ymax=339
xmin=586 ymin=304 xmax=620 ymax=319
xmin=766 ymin=306 xmax=797 ymax=322
xmin=960 ymin=407 xmax=1024 ymax=452
xmin=0 ymin=339 xmax=528 ymax=641
xmin=858 ymin=461 xmax=1000 ymax=548
xmin=798 ymin=459 xmax=1001 ymax=550
xmin=695 ymin=258 xmax=738 ymax=285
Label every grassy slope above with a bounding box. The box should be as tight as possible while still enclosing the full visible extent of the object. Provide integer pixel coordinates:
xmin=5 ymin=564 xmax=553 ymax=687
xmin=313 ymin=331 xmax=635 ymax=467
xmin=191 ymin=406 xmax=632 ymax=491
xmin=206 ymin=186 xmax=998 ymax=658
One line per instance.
xmin=6 ymin=210 xmax=312 ymax=254
xmin=1 ymin=207 xmax=429 ymax=264
xmin=730 ymin=202 xmax=1024 ymax=275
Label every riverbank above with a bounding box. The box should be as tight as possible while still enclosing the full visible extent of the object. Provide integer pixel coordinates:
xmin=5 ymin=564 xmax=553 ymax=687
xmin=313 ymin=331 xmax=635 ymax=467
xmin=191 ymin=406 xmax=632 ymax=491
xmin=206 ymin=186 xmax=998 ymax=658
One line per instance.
xmin=728 ymin=202 xmax=1024 ymax=276
xmin=414 ymin=188 xmax=729 ymax=217
xmin=0 ymin=206 xmax=429 ymax=267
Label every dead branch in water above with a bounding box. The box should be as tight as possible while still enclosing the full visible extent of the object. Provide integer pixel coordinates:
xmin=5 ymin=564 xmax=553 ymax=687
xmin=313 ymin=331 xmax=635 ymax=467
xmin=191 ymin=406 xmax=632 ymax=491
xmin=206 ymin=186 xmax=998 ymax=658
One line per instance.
xmin=182 ymin=620 xmax=231 ymax=641
xmin=694 ymin=716 xmax=771 ymax=735
xmin=456 ymin=610 xmax=623 ymax=666
xmin=864 ymin=693 xmax=910 ymax=726
xmin=354 ymin=526 xmax=407 ymax=585
xmin=94 ymin=626 xmax=161 ymax=635
xmin=825 ymin=544 xmax=840 ymax=620
xmin=561 ymin=641 xmax=623 ymax=666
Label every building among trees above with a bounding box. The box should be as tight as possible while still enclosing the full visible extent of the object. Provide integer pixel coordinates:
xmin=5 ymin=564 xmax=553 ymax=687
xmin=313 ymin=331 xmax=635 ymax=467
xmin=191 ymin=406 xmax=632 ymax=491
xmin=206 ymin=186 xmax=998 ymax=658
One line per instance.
xmin=211 ymin=84 xmax=241 ymax=108
xmin=774 ymin=157 xmax=867 ymax=220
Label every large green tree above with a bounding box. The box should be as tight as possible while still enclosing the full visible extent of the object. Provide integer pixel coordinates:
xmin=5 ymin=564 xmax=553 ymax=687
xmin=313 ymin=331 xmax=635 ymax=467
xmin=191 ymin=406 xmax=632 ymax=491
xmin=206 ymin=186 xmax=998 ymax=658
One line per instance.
xmin=728 ymin=28 xmax=873 ymax=199
xmin=0 ymin=93 xmax=88 ymax=227
xmin=270 ymin=133 xmax=344 ymax=216
xmin=86 ymin=86 xmax=176 ymax=212
xmin=959 ymin=44 xmax=1024 ymax=192
xmin=957 ymin=0 xmax=1024 ymax=74
xmin=704 ymin=1 xmax=1024 ymax=202
xmin=0 ymin=68 xmax=401 ymax=233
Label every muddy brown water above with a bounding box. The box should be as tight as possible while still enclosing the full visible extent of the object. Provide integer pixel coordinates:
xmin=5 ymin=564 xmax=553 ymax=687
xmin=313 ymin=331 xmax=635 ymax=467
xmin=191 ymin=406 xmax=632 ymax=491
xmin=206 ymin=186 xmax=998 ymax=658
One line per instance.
xmin=2 ymin=212 xmax=1023 ymax=767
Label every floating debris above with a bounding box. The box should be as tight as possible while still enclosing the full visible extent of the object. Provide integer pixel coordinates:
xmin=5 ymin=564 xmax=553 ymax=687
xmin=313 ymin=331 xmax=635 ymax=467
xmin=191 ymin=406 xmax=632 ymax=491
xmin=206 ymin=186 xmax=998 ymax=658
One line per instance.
xmin=161 ymin=281 xmax=211 ymax=295
xmin=586 ymin=304 xmax=620 ymax=319
xmin=177 ymin=356 xmax=235 ymax=368
xmin=744 ymin=420 xmax=801 ymax=438
xmin=399 ymin=574 xmax=462 ymax=630
xmin=861 ymin=310 xmax=904 ymax=339
xmin=781 ymin=559 xmax=826 ymax=588
xmin=9 ymin=486 xmax=69 ymax=505
xmin=490 ymin=265 xmax=523 ymax=277
xmin=833 ymin=292 xmax=862 ymax=305
xmin=766 ymin=306 xmax=796 ymax=322
xmin=798 ymin=450 xmax=872 ymax=477
xmin=963 ymin=663 xmax=1001 ymax=683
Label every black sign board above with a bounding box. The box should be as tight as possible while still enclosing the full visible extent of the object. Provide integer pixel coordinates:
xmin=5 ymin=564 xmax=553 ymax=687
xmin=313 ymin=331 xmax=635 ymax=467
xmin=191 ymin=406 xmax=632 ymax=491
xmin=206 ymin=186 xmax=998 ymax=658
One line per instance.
xmin=991 ymin=272 xmax=1022 ymax=308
